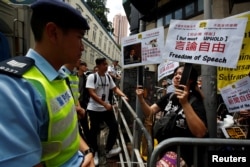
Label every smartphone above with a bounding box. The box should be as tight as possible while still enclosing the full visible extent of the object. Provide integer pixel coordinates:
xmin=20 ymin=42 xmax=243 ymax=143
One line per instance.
xmin=179 ymin=63 xmax=193 ymax=90
xmin=101 ymin=94 xmax=106 ymax=101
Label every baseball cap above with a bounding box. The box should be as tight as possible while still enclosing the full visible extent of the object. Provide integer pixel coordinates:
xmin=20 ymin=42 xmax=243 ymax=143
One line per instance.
xmin=31 ymin=0 xmax=90 ymax=30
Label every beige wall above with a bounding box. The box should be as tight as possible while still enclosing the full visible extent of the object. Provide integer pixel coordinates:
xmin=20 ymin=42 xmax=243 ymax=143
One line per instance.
xmin=68 ymin=0 xmax=121 ymax=70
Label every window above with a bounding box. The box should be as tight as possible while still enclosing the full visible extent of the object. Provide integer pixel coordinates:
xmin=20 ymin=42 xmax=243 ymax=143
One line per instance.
xmin=90 ymin=49 xmax=94 ymax=64
xmin=92 ymin=24 xmax=98 ymax=42
xmin=164 ymin=14 xmax=172 ymax=26
xmin=104 ymin=40 xmax=107 ymax=51
xmin=92 ymin=31 xmax=96 ymax=42
xmin=185 ymin=3 xmax=194 ymax=17
xmin=84 ymin=46 xmax=88 ymax=61
xmin=99 ymin=31 xmax=103 ymax=48
xmin=108 ymin=41 xmax=111 ymax=54
xmin=157 ymin=17 xmax=163 ymax=27
xmin=198 ymin=0 xmax=204 ymax=12
xmin=85 ymin=15 xmax=91 ymax=36
xmin=174 ymin=8 xmax=182 ymax=19
xmin=162 ymin=0 xmax=204 ymax=27
xmin=76 ymin=3 xmax=83 ymax=13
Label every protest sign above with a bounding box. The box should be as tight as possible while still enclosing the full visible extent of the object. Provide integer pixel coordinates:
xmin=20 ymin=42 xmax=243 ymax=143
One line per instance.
xmin=121 ymin=27 xmax=164 ymax=68
xmin=217 ymin=11 xmax=250 ymax=91
xmin=157 ymin=61 xmax=179 ymax=81
xmin=220 ymin=75 xmax=250 ymax=113
xmin=164 ymin=18 xmax=247 ymax=68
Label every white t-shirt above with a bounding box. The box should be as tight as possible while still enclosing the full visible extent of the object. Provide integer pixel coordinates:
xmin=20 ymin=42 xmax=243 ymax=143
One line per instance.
xmin=86 ymin=73 xmax=116 ymax=111
xmin=107 ymin=65 xmax=117 ymax=77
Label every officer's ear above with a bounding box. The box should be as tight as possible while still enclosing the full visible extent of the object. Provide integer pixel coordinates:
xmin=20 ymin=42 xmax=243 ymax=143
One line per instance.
xmin=45 ymin=22 xmax=59 ymax=44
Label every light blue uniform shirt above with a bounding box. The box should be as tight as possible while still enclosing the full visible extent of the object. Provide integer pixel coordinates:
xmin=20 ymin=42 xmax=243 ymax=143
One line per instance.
xmin=0 ymin=49 xmax=83 ymax=166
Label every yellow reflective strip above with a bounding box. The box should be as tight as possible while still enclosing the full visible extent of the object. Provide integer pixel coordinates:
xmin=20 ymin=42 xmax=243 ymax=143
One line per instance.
xmin=70 ymin=80 xmax=79 ymax=85
xmin=71 ymin=87 xmax=78 ymax=91
xmin=50 ymin=98 xmax=61 ymax=113
xmin=62 ymin=125 xmax=78 ymax=149
xmin=51 ymin=107 xmax=75 ymax=135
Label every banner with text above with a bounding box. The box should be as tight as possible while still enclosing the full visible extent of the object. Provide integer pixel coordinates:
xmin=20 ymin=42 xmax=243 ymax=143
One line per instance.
xmin=220 ymin=75 xmax=250 ymax=113
xmin=157 ymin=61 xmax=179 ymax=81
xmin=163 ymin=18 xmax=247 ymax=68
xmin=217 ymin=11 xmax=250 ymax=91
xmin=121 ymin=27 xmax=164 ymax=68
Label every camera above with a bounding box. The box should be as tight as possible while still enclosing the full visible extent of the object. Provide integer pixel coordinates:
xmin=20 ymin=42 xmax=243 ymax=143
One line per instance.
xmin=101 ymin=94 xmax=106 ymax=101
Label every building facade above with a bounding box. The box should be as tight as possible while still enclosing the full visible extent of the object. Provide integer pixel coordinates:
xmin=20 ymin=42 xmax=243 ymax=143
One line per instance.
xmin=0 ymin=0 xmax=122 ymax=71
xmin=66 ymin=0 xmax=121 ymax=70
xmin=124 ymin=0 xmax=250 ymax=71
xmin=113 ymin=14 xmax=129 ymax=45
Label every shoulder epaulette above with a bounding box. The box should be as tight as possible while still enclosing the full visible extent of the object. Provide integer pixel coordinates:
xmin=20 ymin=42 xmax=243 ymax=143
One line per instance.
xmin=0 ymin=56 xmax=35 ymax=77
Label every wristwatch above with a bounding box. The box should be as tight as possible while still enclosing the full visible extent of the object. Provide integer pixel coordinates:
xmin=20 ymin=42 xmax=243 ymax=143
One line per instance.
xmin=81 ymin=148 xmax=94 ymax=155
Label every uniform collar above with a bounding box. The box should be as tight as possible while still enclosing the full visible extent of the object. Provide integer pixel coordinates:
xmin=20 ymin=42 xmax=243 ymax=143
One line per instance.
xmin=26 ymin=49 xmax=60 ymax=81
xmin=58 ymin=65 xmax=73 ymax=79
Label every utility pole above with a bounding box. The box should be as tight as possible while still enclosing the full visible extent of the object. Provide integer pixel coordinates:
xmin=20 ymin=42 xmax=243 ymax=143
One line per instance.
xmin=202 ymin=0 xmax=217 ymax=138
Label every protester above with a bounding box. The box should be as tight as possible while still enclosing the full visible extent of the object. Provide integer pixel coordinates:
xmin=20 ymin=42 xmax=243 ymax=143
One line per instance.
xmin=161 ymin=79 xmax=168 ymax=96
xmin=0 ymin=0 xmax=95 ymax=166
xmin=78 ymin=61 xmax=89 ymax=110
xmin=136 ymin=65 xmax=208 ymax=166
xmin=93 ymin=66 xmax=99 ymax=73
xmin=86 ymin=57 xmax=128 ymax=165
xmin=107 ymin=59 xmax=121 ymax=103
xmin=108 ymin=60 xmax=121 ymax=82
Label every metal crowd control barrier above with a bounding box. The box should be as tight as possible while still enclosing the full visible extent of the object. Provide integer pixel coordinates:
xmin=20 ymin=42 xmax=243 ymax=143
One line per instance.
xmin=149 ymin=137 xmax=250 ymax=167
xmin=112 ymin=96 xmax=153 ymax=167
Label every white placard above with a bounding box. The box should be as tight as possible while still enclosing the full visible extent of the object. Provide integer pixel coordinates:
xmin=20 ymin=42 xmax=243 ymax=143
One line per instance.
xmin=121 ymin=27 xmax=165 ymax=68
xmin=220 ymin=75 xmax=250 ymax=113
xmin=157 ymin=61 xmax=179 ymax=81
xmin=164 ymin=18 xmax=247 ymax=68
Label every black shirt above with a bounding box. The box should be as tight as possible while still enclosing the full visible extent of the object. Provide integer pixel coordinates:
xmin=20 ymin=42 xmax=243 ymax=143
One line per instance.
xmin=156 ymin=92 xmax=208 ymax=166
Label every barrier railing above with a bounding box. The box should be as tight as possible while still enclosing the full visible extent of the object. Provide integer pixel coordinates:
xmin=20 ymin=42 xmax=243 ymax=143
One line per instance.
xmin=111 ymin=95 xmax=250 ymax=167
xmin=112 ymin=96 xmax=153 ymax=167
xmin=149 ymin=137 xmax=250 ymax=167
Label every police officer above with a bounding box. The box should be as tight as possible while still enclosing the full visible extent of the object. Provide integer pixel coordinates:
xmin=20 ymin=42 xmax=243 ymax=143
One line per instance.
xmin=0 ymin=0 xmax=94 ymax=166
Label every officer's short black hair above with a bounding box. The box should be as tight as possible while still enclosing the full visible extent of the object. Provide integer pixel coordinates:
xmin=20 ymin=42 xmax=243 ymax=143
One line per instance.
xmin=31 ymin=0 xmax=90 ymax=41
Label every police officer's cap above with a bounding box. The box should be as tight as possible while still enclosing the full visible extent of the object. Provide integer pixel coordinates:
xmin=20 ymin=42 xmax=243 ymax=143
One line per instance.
xmin=31 ymin=0 xmax=90 ymax=30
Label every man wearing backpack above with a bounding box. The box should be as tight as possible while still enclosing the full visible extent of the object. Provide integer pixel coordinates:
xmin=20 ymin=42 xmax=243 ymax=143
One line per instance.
xmin=86 ymin=58 xmax=128 ymax=165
